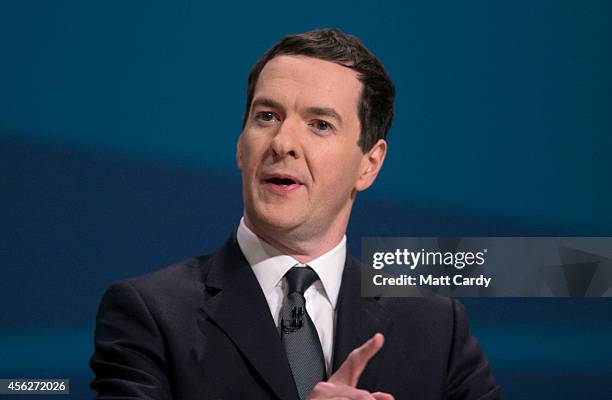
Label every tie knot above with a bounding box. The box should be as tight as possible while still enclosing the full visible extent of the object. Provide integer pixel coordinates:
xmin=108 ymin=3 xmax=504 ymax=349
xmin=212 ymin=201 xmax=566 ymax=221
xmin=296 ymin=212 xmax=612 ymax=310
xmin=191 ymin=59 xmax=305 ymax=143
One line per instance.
xmin=284 ymin=266 xmax=319 ymax=294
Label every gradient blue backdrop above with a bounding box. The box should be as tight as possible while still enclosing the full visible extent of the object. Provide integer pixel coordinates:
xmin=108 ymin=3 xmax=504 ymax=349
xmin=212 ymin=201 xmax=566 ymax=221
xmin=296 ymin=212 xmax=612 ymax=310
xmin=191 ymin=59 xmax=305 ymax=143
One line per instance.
xmin=1 ymin=1 xmax=611 ymax=398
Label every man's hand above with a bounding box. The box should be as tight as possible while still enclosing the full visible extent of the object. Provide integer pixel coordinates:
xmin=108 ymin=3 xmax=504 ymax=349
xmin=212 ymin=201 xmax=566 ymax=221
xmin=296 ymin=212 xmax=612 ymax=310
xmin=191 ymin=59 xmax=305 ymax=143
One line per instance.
xmin=307 ymin=333 xmax=394 ymax=400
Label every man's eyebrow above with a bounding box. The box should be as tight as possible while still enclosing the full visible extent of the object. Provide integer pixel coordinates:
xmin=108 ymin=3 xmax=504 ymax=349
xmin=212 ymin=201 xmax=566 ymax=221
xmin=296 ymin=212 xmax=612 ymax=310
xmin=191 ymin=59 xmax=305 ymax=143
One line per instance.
xmin=304 ymin=106 xmax=343 ymax=127
xmin=251 ymin=97 xmax=283 ymax=112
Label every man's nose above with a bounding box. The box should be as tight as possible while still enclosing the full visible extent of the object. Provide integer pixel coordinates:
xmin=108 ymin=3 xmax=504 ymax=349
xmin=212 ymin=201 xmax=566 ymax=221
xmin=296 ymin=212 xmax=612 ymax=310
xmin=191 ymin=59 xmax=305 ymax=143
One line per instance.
xmin=270 ymin=117 xmax=300 ymax=159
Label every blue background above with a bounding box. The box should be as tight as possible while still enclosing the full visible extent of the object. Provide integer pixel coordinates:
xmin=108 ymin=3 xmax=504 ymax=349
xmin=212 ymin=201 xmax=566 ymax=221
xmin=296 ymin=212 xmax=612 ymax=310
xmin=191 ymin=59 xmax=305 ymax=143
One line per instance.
xmin=1 ymin=1 xmax=611 ymax=398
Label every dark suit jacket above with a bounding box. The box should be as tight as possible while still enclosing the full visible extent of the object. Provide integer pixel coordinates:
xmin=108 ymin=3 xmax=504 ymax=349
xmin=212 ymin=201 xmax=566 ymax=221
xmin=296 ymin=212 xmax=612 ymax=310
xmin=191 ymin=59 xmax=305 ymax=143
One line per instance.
xmin=90 ymin=232 xmax=500 ymax=399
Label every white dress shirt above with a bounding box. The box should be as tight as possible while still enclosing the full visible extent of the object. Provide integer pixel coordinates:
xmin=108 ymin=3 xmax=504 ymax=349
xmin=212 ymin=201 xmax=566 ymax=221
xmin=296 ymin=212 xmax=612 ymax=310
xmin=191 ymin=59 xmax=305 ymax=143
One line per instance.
xmin=236 ymin=217 xmax=346 ymax=376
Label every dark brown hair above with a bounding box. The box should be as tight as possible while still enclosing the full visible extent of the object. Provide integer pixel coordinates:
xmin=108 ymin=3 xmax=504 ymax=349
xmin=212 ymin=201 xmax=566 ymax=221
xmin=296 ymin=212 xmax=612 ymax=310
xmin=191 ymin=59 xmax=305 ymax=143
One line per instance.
xmin=242 ymin=28 xmax=395 ymax=152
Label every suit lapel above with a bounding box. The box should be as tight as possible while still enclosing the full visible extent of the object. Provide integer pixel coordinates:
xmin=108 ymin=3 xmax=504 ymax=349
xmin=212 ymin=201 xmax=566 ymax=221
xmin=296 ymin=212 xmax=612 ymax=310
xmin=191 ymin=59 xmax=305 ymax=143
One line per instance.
xmin=199 ymin=233 xmax=299 ymax=400
xmin=332 ymin=255 xmax=393 ymax=385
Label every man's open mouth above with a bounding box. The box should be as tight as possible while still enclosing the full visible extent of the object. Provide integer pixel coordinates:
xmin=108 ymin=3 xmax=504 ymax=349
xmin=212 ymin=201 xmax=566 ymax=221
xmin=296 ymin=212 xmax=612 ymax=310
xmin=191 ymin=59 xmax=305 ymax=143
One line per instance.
xmin=266 ymin=177 xmax=297 ymax=186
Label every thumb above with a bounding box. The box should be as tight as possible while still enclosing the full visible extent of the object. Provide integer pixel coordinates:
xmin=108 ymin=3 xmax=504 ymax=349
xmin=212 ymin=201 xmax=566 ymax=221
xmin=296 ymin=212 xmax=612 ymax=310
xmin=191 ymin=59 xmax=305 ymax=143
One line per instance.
xmin=328 ymin=333 xmax=384 ymax=387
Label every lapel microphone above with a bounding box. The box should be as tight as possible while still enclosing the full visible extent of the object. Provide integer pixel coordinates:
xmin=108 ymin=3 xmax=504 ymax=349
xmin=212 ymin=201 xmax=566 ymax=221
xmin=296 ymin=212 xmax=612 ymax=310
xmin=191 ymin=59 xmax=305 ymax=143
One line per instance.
xmin=281 ymin=306 xmax=304 ymax=333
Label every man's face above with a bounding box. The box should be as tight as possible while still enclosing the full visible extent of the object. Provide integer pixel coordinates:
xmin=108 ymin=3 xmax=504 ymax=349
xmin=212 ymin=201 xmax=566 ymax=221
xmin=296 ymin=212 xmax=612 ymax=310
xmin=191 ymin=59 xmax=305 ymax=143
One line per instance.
xmin=237 ymin=55 xmax=384 ymax=242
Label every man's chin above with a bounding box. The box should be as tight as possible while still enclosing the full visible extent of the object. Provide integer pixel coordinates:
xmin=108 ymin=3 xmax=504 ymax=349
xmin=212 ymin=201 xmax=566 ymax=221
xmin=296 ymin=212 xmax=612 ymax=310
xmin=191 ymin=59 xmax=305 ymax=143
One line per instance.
xmin=258 ymin=215 xmax=300 ymax=233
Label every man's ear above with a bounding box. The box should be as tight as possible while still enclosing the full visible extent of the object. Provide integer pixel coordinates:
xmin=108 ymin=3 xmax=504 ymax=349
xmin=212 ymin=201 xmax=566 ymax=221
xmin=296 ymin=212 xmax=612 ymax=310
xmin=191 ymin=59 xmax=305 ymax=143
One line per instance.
xmin=354 ymin=139 xmax=387 ymax=192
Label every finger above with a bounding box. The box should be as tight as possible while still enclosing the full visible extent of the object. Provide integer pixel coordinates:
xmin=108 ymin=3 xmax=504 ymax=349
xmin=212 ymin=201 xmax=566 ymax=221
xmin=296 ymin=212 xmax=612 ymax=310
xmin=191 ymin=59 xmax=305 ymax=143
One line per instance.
xmin=328 ymin=333 xmax=384 ymax=387
xmin=372 ymin=392 xmax=395 ymax=400
xmin=314 ymin=398 xmax=371 ymax=400
xmin=308 ymin=381 xmax=376 ymax=399
xmin=307 ymin=381 xmax=335 ymax=398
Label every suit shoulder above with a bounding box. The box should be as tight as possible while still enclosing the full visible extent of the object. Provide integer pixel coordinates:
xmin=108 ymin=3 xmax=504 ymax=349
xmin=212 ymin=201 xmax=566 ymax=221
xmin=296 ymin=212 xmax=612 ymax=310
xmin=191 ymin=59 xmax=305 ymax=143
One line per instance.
xmin=127 ymin=255 xmax=211 ymax=289
xmin=102 ymin=254 xmax=214 ymax=309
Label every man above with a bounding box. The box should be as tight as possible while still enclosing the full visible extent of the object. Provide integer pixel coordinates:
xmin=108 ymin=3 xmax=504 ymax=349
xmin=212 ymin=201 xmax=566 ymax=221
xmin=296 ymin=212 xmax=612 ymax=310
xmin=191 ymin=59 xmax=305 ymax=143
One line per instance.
xmin=90 ymin=29 xmax=500 ymax=399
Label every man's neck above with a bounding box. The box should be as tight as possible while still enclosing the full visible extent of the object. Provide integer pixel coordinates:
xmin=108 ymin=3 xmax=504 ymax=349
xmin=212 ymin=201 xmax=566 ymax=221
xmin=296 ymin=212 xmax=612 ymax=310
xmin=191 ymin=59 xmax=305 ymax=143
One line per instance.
xmin=243 ymin=215 xmax=347 ymax=264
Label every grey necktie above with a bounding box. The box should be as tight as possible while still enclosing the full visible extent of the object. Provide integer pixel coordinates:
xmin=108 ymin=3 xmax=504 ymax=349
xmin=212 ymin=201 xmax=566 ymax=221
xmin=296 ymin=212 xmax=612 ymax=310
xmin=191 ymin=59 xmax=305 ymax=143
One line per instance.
xmin=281 ymin=266 xmax=326 ymax=400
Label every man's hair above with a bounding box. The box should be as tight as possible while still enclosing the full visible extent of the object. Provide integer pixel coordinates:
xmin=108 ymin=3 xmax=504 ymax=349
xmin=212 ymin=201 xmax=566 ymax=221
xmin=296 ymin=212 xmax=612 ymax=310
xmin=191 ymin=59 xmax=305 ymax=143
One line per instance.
xmin=242 ymin=28 xmax=395 ymax=152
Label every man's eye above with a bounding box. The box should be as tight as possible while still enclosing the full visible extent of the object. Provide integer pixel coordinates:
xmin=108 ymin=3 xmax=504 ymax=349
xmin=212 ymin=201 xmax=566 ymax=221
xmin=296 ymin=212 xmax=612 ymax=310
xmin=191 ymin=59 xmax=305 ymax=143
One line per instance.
xmin=310 ymin=120 xmax=333 ymax=133
xmin=255 ymin=112 xmax=278 ymax=123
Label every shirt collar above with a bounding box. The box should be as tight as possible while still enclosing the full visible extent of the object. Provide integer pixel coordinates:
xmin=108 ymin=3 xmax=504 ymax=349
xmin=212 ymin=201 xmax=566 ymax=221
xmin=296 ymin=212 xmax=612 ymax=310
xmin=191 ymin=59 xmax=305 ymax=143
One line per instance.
xmin=236 ymin=217 xmax=346 ymax=310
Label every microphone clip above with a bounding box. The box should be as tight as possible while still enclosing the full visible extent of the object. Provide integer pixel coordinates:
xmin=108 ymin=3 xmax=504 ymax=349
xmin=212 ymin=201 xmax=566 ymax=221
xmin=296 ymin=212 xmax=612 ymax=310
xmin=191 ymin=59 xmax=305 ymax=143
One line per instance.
xmin=281 ymin=306 xmax=304 ymax=334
